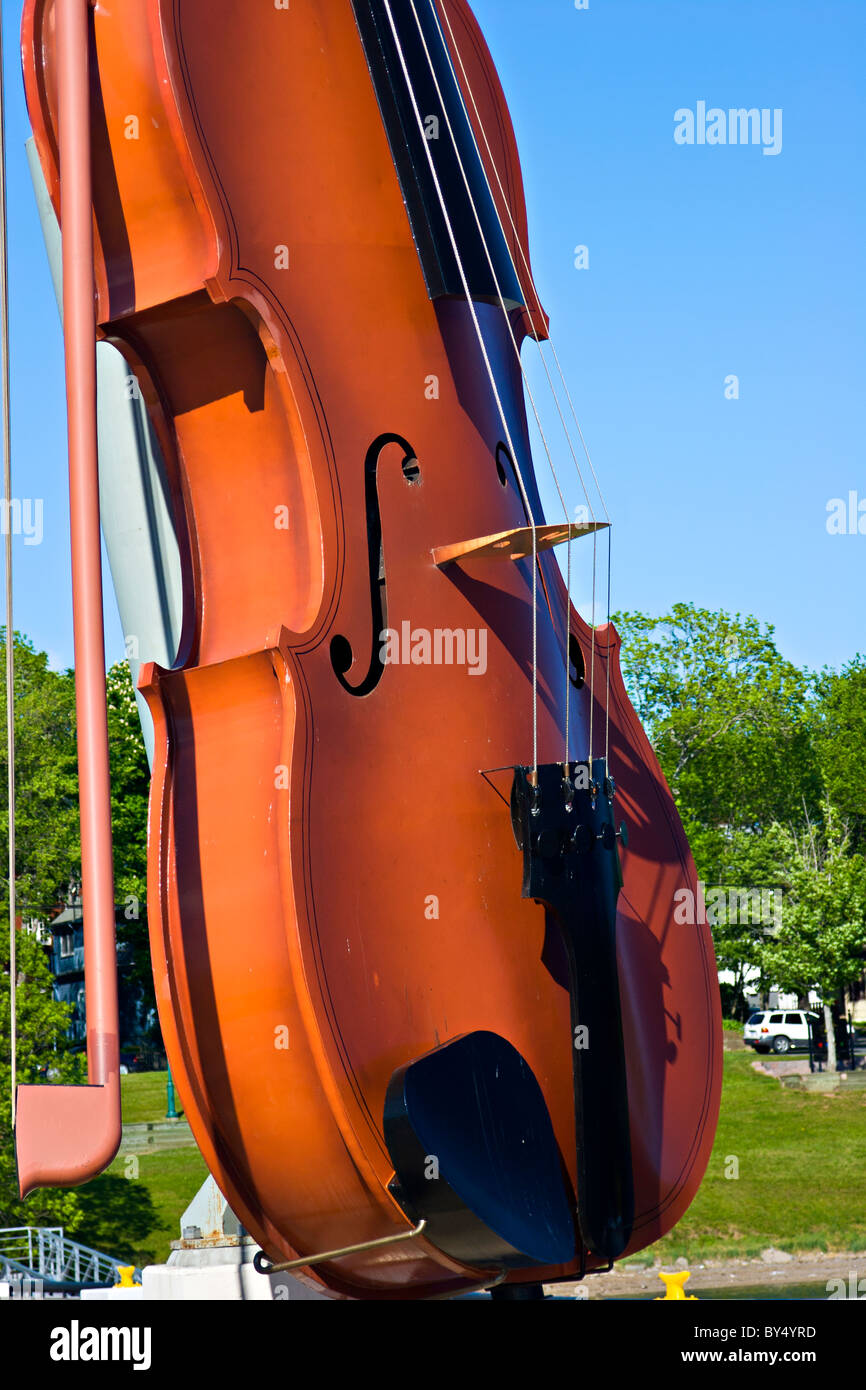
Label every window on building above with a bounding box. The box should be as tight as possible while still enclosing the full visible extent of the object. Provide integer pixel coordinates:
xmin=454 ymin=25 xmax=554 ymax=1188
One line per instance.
xmin=58 ymin=932 xmax=73 ymax=958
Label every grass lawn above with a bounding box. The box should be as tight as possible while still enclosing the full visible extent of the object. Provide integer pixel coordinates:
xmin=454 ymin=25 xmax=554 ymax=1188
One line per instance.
xmin=105 ymin=1146 xmax=210 ymax=1268
xmin=113 ymin=1057 xmax=866 ymax=1268
xmin=94 ymin=1071 xmax=205 ymax=1266
xmin=120 ymin=1070 xmax=184 ymax=1125
xmin=628 ymin=1050 xmax=866 ymax=1264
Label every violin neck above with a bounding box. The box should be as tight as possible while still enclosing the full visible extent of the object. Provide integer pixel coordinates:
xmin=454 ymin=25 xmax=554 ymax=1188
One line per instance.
xmin=352 ymin=0 xmax=525 ymax=310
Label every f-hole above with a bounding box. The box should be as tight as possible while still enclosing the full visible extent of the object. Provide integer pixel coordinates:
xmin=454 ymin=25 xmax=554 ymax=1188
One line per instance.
xmin=495 ymin=443 xmax=509 ymax=487
xmin=569 ymin=634 xmax=585 ymax=689
xmin=496 ymin=443 xmax=534 ymax=526
xmin=331 ymin=432 xmax=420 ymax=696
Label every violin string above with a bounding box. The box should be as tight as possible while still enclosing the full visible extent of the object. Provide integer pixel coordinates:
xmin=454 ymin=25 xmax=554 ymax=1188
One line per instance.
xmin=0 ymin=0 xmax=16 ymax=1124
xmin=409 ymin=0 xmax=576 ymax=766
xmin=433 ymin=0 xmax=620 ymax=777
xmin=590 ymin=530 xmax=596 ymax=770
xmin=605 ymin=524 xmax=612 ymax=767
xmin=430 ymin=0 xmax=607 ymax=772
xmin=380 ymin=0 xmax=540 ymax=772
xmin=435 ymin=0 xmax=610 ymax=527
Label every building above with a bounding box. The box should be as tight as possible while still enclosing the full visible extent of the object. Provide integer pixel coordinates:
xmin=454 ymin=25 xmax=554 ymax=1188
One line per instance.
xmin=49 ymin=896 xmax=154 ymax=1050
xmin=847 ymin=976 xmax=866 ymax=1024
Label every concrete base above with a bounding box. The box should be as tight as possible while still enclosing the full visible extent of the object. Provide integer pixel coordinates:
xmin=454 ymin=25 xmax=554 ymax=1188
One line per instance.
xmin=131 ymin=1174 xmax=333 ymax=1300
xmin=80 ymin=1286 xmax=145 ymax=1301
xmin=142 ymin=1237 xmax=331 ymax=1301
xmin=780 ymin=1071 xmax=866 ymax=1092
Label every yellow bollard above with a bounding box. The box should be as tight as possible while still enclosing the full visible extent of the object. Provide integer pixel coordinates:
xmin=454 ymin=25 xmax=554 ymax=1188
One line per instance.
xmin=655 ymin=1270 xmax=697 ymax=1300
xmin=113 ymin=1265 xmax=140 ymax=1289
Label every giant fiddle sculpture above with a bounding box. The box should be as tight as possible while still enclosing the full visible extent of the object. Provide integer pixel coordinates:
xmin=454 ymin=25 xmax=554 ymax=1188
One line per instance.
xmin=15 ymin=0 xmax=722 ymax=1298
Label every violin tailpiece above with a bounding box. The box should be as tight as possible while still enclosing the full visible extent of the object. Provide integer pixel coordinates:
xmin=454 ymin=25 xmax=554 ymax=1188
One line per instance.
xmin=511 ymin=759 xmax=635 ymax=1262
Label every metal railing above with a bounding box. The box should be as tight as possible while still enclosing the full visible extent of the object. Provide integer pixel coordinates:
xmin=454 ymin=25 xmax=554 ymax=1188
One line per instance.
xmin=0 ymin=1226 xmax=140 ymax=1289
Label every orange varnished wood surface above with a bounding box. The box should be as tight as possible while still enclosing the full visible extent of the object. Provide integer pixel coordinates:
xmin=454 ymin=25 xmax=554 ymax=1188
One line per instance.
xmin=23 ymin=0 xmax=721 ymax=1297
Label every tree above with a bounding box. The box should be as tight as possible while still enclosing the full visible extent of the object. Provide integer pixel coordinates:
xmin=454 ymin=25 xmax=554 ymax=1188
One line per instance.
xmin=1 ymin=890 xmax=163 ymax=1255
xmin=0 ymin=638 xmax=163 ymax=1253
xmin=0 ymin=926 xmax=85 ymax=1228
xmin=106 ymin=662 xmax=155 ymax=1029
xmin=612 ymin=605 xmax=820 ymax=878
xmin=0 ymin=639 xmax=157 ymax=1039
xmin=0 ymin=631 xmax=80 ymax=920
xmin=813 ymin=657 xmax=866 ymax=854
xmin=611 ymin=606 xmax=866 ymax=1021
xmin=762 ymin=803 xmax=866 ymax=1071
xmin=706 ymin=823 xmax=791 ymax=1018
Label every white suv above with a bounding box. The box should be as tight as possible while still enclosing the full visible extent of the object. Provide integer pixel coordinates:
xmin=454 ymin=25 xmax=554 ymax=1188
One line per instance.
xmin=744 ymin=1010 xmax=819 ymax=1054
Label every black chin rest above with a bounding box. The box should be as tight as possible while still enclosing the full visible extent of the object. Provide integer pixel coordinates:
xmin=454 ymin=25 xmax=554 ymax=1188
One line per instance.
xmin=384 ymin=1030 xmax=577 ymax=1270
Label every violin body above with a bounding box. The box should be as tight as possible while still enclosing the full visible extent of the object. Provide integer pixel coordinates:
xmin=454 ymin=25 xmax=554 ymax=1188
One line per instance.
xmin=23 ymin=0 xmax=722 ymax=1296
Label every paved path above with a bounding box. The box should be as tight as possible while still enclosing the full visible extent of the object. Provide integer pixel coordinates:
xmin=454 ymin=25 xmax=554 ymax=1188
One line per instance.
xmin=121 ymin=1120 xmax=196 ymax=1153
xmin=552 ymin=1249 xmax=866 ymax=1300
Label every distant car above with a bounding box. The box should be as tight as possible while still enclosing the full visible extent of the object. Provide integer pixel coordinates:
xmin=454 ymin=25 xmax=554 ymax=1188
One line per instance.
xmin=744 ymin=1010 xmax=820 ymax=1054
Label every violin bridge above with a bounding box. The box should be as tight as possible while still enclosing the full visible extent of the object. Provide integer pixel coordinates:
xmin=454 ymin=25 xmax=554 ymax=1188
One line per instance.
xmin=431 ymin=521 xmax=608 ymax=567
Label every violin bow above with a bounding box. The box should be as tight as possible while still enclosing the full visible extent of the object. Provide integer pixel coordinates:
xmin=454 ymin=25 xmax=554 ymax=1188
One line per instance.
xmin=14 ymin=0 xmax=121 ymax=1194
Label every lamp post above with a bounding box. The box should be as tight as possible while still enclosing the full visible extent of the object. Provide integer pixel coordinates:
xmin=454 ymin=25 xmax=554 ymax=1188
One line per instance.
xmin=166 ymin=1066 xmax=178 ymax=1120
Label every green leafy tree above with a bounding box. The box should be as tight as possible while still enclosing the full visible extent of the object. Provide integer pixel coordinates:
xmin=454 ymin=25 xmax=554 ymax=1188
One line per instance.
xmin=0 ymin=632 xmax=80 ymax=919
xmin=0 ymin=640 xmax=157 ymax=1035
xmin=0 ymin=928 xmax=162 ymax=1256
xmin=106 ymin=662 xmax=155 ymax=1028
xmin=612 ymin=605 xmax=820 ymax=880
xmin=762 ymin=803 xmax=866 ymax=1070
xmin=0 ymin=639 xmax=162 ymax=1254
xmin=706 ymin=824 xmax=791 ymax=1017
xmin=611 ymin=605 xmax=866 ymax=1019
xmin=0 ymin=926 xmax=85 ymax=1227
xmin=813 ymin=657 xmax=866 ymax=853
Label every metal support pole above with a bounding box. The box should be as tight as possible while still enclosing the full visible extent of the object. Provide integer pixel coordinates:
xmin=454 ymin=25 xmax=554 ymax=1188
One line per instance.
xmin=14 ymin=0 xmax=121 ymax=1193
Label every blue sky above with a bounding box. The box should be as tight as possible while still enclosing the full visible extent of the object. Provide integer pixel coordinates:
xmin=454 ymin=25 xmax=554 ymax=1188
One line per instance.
xmin=3 ymin=0 xmax=864 ymax=675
